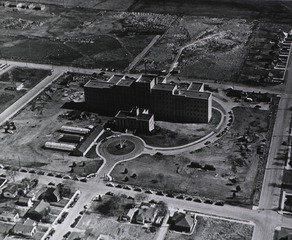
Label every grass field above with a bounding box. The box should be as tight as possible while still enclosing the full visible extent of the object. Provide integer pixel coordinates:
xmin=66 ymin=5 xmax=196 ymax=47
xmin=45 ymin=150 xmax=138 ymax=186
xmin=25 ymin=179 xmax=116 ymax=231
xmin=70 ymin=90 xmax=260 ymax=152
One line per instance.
xmin=111 ymin=106 xmax=271 ymax=205
xmin=166 ymin=215 xmax=253 ymax=240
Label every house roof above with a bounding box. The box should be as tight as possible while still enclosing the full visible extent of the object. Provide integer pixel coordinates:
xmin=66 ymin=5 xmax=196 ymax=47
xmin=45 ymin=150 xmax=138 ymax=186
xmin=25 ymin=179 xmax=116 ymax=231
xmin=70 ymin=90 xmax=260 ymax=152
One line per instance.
xmin=115 ymin=108 xmax=153 ymax=121
xmin=17 ymin=197 xmax=31 ymax=204
xmin=4 ymin=184 xmax=18 ymax=194
xmin=108 ymin=75 xmax=123 ymax=84
xmin=30 ymin=200 xmax=50 ymax=214
xmin=137 ymin=206 xmax=156 ymax=221
xmin=13 ymin=222 xmax=35 ymax=235
xmin=137 ymin=75 xmax=156 ymax=83
xmin=116 ymin=78 xmax=135 ymax=87
xmin=171 ymin=212 xmax=194 ymax=229
xmin=42 ymin=186 xmax=61 ymax=200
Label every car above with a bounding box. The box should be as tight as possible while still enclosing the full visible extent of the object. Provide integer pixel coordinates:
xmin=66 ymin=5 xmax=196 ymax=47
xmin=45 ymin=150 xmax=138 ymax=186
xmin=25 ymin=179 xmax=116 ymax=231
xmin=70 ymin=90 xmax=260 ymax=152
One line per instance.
xmin=145 ymin=190 xmax=153 ymax=194
xmin=3 ymin=166 xmax=10 ymax=170
xmin=215 ymin=201 xmax=225 ymax=206
xmin=48 ymin=182 xmax=55 ymax=186
xmin=47 ymin=173 xmax=54 ymax=177
xmin=204 ymin=199 xmax=213 ymax=204
xmin=37 ymin=171 xmax=45 ymax=175
xmin=115 ymin=184 xmax=122 ymax=188
xmin=156 ymin=191 xmax=164 ymax=196
xmin=123 ymin=186 xmax=131 ymax=190
xmin=105 ymin=191 xmax=114 ymax=196
xmin=193 ymin=198 xmax=202 ymax=203
xmin=79 ymin=178 xmax=87 ymax=183
xmin=55 ymin=174 xmax=63 ymax=178
xmin=127 ymin=196 xmax=134 ymax=200
xmin=20 ymin=169 xmax=27 ymax=173
xmin=63 ymin=231 xmax=71 ymax=239
xmin=204 ymin=141 xmax=211 ymax=145
xmin=134 ymin=188 xmax=142 ymax=192
xmin=29 ymin=170 xmax=36 ymax=174
xmin=0 ymin=174 xmax=6 ymax=178
xmin=166 ymin=193 xmax=174 ymax=198
xmin=86 ymin=173 xmax=96 ymax=178
xmin=149 ymin=199 xmax=157 ymax=204
xmin=185 ymin=197 xmax=193 ymax=201
xmin=176 ymin=195 xmax=184 ymax=199
xmin=106 ymin=183 xmax=114 ymax=187
xmin=63 ymin=175 xmax=71 ymax=179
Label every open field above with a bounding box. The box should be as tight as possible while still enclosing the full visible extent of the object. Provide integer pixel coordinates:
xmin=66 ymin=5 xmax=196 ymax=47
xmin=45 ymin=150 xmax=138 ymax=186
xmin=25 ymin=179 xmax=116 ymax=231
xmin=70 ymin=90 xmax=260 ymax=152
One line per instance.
xmin=166 ymin=215 xmax=253 ymax=240
xmin=0 ymin=7 xmax=159 ymax=69
xmin=137 ymin=108 xmax=221 ymax=147
xmin=0 ymin=67 xmax=50 ymax=113
xmin=111 ymin=105 xmax=272 ymax=206
xmin=134 ymin=16 xmax=253 ymax=82
xmin=0 ymin=73 xmax=106 ymax=174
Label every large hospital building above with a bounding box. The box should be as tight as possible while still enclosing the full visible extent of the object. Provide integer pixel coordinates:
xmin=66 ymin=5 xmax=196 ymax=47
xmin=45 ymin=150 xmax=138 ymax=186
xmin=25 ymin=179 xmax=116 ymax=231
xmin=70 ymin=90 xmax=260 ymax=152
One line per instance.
xmin=84 ymin=74 xmax=212 ymax=123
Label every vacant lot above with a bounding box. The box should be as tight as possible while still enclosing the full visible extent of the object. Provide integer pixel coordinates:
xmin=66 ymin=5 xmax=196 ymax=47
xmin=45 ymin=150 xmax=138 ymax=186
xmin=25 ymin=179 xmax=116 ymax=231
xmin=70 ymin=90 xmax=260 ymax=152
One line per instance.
xmin=0 ymin=67 xmax=50 ymax=113
xmin=0 ymin=8 xmax=157 ymax=69
xmin=112 ymin=106 xmax=271 ymax=206
xmin=135 ymin=16 xmax=252 ymax=82
xmin=0 ymin=73 xmax=106 ymax=173
xmin=166 ymin=215 xmax=253 ymax=240
xmin=138 ymin=108 xmax=221 ymax=147
xmin=76 ymin=212 xmax=156 ymax=240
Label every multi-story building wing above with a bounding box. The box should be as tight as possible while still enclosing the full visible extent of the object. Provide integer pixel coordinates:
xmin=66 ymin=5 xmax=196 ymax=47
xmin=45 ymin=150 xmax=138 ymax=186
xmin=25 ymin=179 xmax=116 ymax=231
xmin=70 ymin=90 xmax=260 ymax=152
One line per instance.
xmin=84 ymin=74 xmax=212 ymax=123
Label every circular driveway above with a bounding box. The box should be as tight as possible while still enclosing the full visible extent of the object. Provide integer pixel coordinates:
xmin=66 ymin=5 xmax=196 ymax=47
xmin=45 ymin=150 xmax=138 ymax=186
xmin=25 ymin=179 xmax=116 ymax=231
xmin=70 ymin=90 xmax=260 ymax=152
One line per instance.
xmin=96 ymin=134 xmax=145 ymax=162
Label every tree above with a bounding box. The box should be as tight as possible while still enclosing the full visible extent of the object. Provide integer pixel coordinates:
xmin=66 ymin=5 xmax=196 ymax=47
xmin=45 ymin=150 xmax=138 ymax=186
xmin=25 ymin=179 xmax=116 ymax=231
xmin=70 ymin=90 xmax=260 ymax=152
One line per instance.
xmin=135 ymin=193 xmax=148 ymax=203
xmin=157 ymin=201 xmax=168 ymax=215
xmin=123 ymin=168 xmax=128 ymax=174
xmin=96 ymin=195 xmax=124 ymax=216
xmin=7 ymin=168 xmax=18 ymax=182
xmin=236 ymin=185 xmax=241 ymax=192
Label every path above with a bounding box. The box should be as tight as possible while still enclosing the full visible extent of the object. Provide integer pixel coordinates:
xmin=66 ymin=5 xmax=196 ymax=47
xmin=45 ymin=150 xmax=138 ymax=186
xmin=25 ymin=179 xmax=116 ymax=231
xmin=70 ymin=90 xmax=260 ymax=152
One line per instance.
xmin=125 ymin=34 xmax=161 ymax=72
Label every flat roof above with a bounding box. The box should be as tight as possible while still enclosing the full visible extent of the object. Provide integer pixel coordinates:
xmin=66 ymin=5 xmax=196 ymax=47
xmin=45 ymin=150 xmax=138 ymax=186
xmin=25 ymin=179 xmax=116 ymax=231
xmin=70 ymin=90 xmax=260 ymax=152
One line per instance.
xmin=188 ymin=82 xmax=203 ymax=91
xmin=179 ymin=90 xmax=211 ymax=100
xmin=138 ymin=75 xmax=155 ymax=83
xmin=116 ymin=78 xmax=135 ymax=87
xmin=108 ymin=75 xmax=124 ymax=84
xmin=152 ymin=83 xmax=175 ymax=91
xmin=84 ymin=80 xmax=114 ymax=89
xmin=116 ymin=109 xmax=153 ymax=121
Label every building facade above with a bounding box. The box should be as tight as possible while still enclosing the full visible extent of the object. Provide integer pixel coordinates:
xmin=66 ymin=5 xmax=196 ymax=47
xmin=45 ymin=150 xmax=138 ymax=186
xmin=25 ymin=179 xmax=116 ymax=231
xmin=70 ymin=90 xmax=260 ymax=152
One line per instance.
xmin=115 ymin=107 xmax=155 ymax=133
xmin=84 ymin=74 xmax=212 ymax=123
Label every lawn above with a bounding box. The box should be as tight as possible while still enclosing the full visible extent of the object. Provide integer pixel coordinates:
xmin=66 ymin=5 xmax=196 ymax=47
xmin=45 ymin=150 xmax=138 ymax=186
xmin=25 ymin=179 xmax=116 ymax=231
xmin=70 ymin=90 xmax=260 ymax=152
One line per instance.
xmin=70 ymin=160 xmax=103 ymax=177
xmin=137 ymin=108 xmax=221 ymax=147
xmin=111 ymin=106 xmax=271 ymax=206
xmin=165 ymin=215 xmax=253 ymax=240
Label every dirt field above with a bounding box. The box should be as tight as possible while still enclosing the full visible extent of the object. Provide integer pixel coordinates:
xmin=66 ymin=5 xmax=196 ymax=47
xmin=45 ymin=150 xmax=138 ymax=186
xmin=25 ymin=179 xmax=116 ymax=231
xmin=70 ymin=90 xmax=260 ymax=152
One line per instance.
xmin=0 ymin=73 xmax=106 ymax=174
xmin=166 ymin=215 xmax=253 ymax=240
xmin=138 ymin=108 xmax=221 ymax=147
xmin=111 ymin=105 xmax=271 ymax=206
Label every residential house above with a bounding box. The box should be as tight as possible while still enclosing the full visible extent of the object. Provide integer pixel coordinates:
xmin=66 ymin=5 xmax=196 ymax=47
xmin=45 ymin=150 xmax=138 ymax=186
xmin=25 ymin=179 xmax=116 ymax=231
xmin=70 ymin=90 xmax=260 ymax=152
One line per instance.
xmin=25 ymin=200 xmax=50 ymax=222
xmin=16 ymin=197 xmax=33 ymax=207
xmin=38 ymin=185 xmax=61 ymax=202
xmin=121 ymin=208 xmax=137 ymax=222
xmin=168 ymin=212 xmax=196 ymax=233
xmin=11 ymin=219 xmax=37 ymax=237
xmin=3 ymin=184 xmax=18 ymax=199
xmin=0 ymin=210 xmax=19 ymax=223
xmin=135 ymin=202 xmax=158 ymax=224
